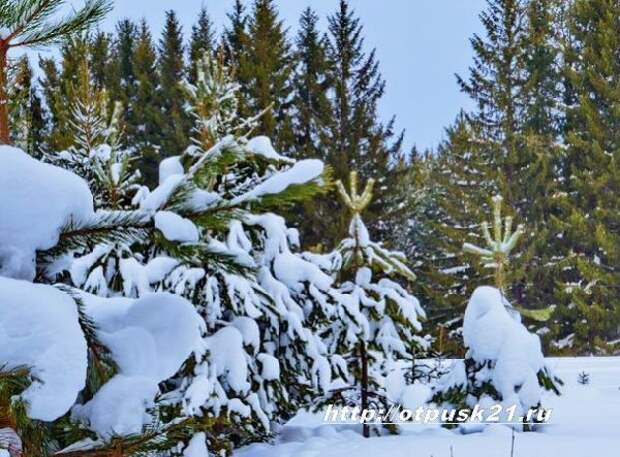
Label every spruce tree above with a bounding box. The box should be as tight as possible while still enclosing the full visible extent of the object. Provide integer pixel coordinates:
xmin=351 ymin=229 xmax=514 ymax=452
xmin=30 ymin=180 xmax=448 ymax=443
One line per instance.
xmin=223 ymin=0 xmax=252 ymax=119
xmin=90 ymin=30 xmax=113 ymax=89
xmin=133 ymin=19 xmax=162 ymax=186
xmin=110 ymin=19 xmax=137 ymax=145
xmin=243 ymin=0 xmax=294 ymax=150
xmin=549 ymin=0 xmax=620 ymax=354
xmin=299 ymin=0 xmax=405 ymax=248
xmin=188 ymin=7 xmax=215 ymax=84
xmin=7 ymin=55 xmax=45 ymax=155
xmin=421 ymin=115 xmax=500 ymax=352
xmin=40 ymin=36 xmax=93 ymax=152
xmin=286 ymin=7 xmax=332 ymax=244
xmin=157 ymin=10 xmax=190 ymax=158
xmin=290 ymin=7 xmax=331 ymax=161
xmin=425 ymin=0 xmax=564 ymax=352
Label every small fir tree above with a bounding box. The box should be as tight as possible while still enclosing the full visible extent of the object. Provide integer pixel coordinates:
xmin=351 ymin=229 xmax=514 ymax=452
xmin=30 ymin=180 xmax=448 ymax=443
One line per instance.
xmin=317 ymin=171 xmax=427 ymax=438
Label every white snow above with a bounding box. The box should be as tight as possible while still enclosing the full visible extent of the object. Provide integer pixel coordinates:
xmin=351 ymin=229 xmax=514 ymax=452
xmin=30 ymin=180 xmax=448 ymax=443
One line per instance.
xmin=183 ymin=432 xmax=209 ymax=457
xmin=73 ymin=292 xmax=203 ymax=437
xmin=0 ymin=147 xmax=94 ymax=280
xmin=273 ymin=252 xmax=333 ymax=292
xmin=155 ymin=210 xmax=199 ymax=243
xmin=0 ymin=277 xmax=87 ymax=421
xmin=257 ymin=353 xmax=280 ymax=381
xmin=236 ymin=357 xmax=620 ymax=457
xmin=205 ymin=326 xmax=250 ymax=394
xmin=140 ymin=174 xmax=185 ymax=212
xmin=159 ymin=156 xmax=184 ymax=184
xmin=246 ymin=136 xmax=292 ymax=162
xmin=231 ymin=159 xmax=324 ymax=204
xmin=462 ymin=286 xmax=547 ymax=413
xmin=145 ymin=256 xmax=180 ymax=283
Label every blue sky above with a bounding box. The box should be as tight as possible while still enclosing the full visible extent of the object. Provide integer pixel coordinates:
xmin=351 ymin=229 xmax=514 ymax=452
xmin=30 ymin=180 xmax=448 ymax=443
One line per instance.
xmin=45 ymin=0 xmax=487 ymax=152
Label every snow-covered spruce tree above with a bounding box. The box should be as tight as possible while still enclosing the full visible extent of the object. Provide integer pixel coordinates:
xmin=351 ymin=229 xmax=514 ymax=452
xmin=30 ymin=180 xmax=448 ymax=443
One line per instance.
xmin=432 ymin=195 xmax=561 ymax=430
xmin=314 ymin=171 xmax=428 ymax=438
xmin=47 ymin=52 xmax=336 ymax=452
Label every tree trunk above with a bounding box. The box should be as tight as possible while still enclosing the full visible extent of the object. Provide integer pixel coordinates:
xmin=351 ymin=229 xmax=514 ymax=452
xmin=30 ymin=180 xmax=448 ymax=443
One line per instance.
xmin=0 ymin=44 xmax=9 ymax=144
xmin=359 ymin=340 xmax=369 ymax=438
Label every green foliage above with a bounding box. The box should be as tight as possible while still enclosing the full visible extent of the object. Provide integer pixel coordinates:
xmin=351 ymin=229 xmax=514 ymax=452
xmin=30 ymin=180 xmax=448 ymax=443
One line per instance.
xmin=157 ymin=10 xmax=190 ymax=158
xmin=547 ymin=0 xmax=620 ymax=354
xmin=7 ymin=55 xmax=46 ymax=154
xmin=188 ymin=7 xmax=215 ymax=84
xmin=0 ymin=0 xmax=111 ymax=49
xmin=0 ymin=366 xmax=50 ymax=456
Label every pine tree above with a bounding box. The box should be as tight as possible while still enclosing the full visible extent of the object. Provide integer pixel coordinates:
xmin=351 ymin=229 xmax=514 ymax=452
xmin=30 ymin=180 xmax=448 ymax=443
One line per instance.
xmin=0 ymin=0 xmax=111 ymax=144
xmin=41 ymin=53 xmax=336 ymax=451
xmin=48 ymin=59 xmax=140 ymax=209
xmin=317 ymin=171 xmax=427 ymax=438
xmin=188 ymin=7 xmax=215 ymax=84
xmin=157 ymin=10 xmax=190 ymax=158
xmin=432 ymin=196 xmax=561 ymax=428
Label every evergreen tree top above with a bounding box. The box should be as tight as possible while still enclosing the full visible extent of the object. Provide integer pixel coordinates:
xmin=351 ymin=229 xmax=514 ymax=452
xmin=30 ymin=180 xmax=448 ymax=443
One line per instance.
xmin=463 ymin=194 xmax=524 ymax=292
xmin=335 ymin=170 xmax=374 ymax=216
xmin=336 ymin=170 xmax=416 ymax=283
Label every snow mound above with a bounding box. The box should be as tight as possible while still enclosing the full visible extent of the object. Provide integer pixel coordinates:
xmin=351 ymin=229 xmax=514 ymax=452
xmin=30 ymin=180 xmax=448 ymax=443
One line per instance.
xmin=159 ymin=156 xmax=184 ymax=184
xmin=155 ymin=210 xmax=199 ymax=242
xmin=231 ymin=159 xmax=324 ymax=204
xmin=463 ymin=286 xmax=546 ymax=410
xmin=73 ymin=292 xmax=203 ymax=437
xmin=205 ymin=326 xmax=250 ymax=394
xmin=0 ymin=277 xmax=87 ymax=421
xmin=0 ymin=147 xmax=94 ymax=280
xmin=246 ymin=136 xmax=292 ymax=162
xmin=183 ymin=432 xmax=208 ymax=457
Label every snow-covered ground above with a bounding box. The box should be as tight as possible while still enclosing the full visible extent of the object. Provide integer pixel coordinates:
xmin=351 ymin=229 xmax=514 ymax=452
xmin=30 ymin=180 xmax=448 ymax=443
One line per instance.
xmin=237 ymin=357 xmax=620 ymax=457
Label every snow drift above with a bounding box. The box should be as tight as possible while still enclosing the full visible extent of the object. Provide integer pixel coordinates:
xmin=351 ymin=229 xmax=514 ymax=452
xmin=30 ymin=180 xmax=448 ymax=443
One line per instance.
xmin=0 ymin=277 xmax=88 ymax=421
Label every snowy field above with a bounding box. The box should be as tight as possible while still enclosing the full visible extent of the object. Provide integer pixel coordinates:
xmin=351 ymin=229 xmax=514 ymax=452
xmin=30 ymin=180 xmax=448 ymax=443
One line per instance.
xmin=237 ymin=357 xmax=620 ymax=457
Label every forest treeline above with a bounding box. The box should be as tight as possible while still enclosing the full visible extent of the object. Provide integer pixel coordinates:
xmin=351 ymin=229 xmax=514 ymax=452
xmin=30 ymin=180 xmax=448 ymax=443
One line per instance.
xmin=8 ymin=0 xmax=620 ymax=355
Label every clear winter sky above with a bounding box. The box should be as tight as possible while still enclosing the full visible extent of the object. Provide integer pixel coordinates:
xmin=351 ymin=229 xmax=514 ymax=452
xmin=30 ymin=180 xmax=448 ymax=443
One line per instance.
xmin=45 ymin=0 xmax=488 ymax=153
